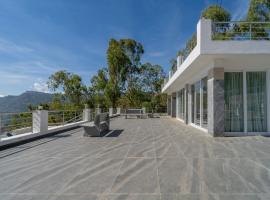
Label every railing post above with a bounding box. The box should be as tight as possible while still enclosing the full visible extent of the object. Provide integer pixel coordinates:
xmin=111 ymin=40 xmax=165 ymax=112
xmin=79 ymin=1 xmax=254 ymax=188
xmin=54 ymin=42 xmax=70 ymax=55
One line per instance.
xmin=83 ymin=108 xmax=92 ymax=122
xmin=142 ymin=107 xmax=146 ymax=114
xmin=109 ymin=108 xmax=113 ymax=117
xmin=96 ymin=107 xmax=101 ymax=115
xmin=117 ymin=108 xmax=121 ymax=115
xmin=32 ymin=110 xmax=48 ymax=134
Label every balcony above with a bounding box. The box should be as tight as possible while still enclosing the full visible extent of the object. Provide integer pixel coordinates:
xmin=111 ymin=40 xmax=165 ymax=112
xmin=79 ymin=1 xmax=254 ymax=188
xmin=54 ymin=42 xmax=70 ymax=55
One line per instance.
xmin=162 ymin=19 xmax=270 ymax=94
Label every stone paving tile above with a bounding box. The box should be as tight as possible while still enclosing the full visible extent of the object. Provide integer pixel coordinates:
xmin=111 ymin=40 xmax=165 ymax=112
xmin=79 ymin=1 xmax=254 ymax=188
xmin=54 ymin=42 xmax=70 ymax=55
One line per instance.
xmin=160 ymin=193 xmax=218 ymax=200
xmin=127 ymin=142 xmax=156 ymax=158
xmin=110 ymin=158 xmax=159 ymax=194
xmin=0 ymin=194 xmax=51 ymax=200
xmin=157 ymin=157 xmax=201 ymax=194
xmin=154 ymin=140 xmax=179 ymax=158
xmin=99 ymin=194 xmax=161 ymax=200
xmin=48 ymin=194 xmax=99 ymax=200
xmin=59 ymin=157 xmax=123 ymax=194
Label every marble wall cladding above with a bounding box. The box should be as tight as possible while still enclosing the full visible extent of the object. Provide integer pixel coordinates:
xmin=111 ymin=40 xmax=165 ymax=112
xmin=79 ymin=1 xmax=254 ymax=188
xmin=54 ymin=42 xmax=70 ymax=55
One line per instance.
xmin=214 ymin=80 xmax=225 ymax=136
xmin=208 ymin=78 xmax=225 ymax=137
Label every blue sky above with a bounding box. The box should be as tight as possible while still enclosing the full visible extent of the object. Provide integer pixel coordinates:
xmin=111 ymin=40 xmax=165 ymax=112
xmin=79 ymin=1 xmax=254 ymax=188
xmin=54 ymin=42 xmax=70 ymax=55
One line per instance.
xmin=0 ymin=0 xmax=249 ymax=96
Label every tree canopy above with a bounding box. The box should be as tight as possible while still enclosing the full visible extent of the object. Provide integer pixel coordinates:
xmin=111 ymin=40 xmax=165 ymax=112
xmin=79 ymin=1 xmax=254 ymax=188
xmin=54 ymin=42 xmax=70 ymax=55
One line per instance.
xmin=201 ymin=5 xmax=231 ymax=21
xmin=47 ymin=70 xmax=87 ymax=108
xmin=247 ymin=0 xmax=270 ymax=21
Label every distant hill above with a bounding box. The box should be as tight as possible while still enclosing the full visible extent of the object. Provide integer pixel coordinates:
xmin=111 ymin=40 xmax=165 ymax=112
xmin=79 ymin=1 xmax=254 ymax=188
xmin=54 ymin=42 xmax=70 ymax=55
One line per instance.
xmin=0 ymin=91 xmax=53 ymax=113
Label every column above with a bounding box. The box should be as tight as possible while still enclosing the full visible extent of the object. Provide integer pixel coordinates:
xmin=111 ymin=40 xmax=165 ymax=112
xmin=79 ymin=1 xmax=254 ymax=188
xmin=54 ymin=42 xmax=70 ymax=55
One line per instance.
xmin=83 ymin=108 xmax=92 ymax=122
xmin=208 ymin=68 xmax=224 ymax=137
xmin=187 ymin=85 xmax=192 ymax=124
xmin=185 ymin=84 xmax=189 ymax=124
xmin=171 ymin=93 xmax=176 ymax=118
xmin=167 ymin=95 xmax=171 ymax=116
xmin=32 ymin=110 xmax=48 ymax=134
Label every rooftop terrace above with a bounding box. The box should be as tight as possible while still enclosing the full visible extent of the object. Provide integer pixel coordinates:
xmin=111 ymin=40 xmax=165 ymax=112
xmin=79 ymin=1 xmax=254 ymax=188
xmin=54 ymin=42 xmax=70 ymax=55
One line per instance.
xmin=1 ymin=117 xmax=270 ymax=199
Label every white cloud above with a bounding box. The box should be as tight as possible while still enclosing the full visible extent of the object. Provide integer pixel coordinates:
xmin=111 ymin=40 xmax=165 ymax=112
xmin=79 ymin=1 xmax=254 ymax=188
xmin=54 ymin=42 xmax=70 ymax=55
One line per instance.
xmin=32 ymin=79 xmax=49 ymax=93
xmin=0 ymin=38 xmax=33 ymax=55
xmin=0 ymin=94 xmax=5 ymax=97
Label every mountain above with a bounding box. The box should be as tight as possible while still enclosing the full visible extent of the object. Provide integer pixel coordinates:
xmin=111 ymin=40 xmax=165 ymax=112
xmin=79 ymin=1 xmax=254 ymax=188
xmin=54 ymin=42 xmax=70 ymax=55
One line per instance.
xmin=0 ymin=91 xmax=53 ymax=113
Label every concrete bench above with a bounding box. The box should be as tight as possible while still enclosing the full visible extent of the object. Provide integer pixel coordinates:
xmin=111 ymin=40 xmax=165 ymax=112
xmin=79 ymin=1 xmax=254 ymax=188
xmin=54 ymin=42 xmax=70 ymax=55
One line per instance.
xmin=81 ymin=113 xmax=110 ymax=137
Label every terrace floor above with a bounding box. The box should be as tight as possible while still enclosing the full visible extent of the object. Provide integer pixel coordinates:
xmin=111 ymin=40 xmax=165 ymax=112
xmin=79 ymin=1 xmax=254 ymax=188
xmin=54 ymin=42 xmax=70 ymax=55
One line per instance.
xmin=1 ymin=117 xmax=270 ymax=200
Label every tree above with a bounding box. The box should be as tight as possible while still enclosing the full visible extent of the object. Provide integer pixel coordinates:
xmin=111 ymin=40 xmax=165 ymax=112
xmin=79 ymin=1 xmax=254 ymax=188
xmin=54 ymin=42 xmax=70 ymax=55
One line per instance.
xmin=141 ymin=63 xmax=165 ymax=94
xmin=89 ymin=68 xmax=109 ymax=108
xmin=245 ymin=0 xmax=270 ymax=39
xmin=201 ymin=5 xmax=231 ymax=21
xmin=118 ymin=39 xmax=144 ymax=90
xmin=106 ymin=39 xmax=128 ymax=107
xmin=47 ymin=71 xmax=87 ymax=107
xmin=247 ymin=0 xmax=270 ymax=21
xmin=106 ymin=38 xmax=144 ymax=107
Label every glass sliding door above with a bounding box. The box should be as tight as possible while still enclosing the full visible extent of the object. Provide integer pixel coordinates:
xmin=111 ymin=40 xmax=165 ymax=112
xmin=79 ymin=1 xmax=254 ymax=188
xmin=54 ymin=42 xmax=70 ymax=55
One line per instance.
xmin=195 ymin=81 xmax=201 ymax=126
xmin=224 ymin=72 xmax=244 ymax=132
xmin=202 ymin=77 xmax=208 ymax=128
xmin=179 ymin=90 xmax=183 ymax=119
xmin=247 ymin=72 xmax=267 ymax=132
xmin=181 ymin=88 xmax=185 ymax=119
xmin=177 ymin=91 xmax=180 ymax=118
xmin=191 ymin=85 xmax=195 ymax=123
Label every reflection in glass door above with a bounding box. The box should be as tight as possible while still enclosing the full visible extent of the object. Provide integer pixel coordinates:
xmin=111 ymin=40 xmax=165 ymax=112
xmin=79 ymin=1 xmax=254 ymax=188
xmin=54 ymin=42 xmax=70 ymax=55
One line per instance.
xmin=202 ymin=77 xmax=208 ymax=128
xmin=195 ymin=81 xmax=201 ymax=126
xmin=247 ymin=72 xmax=267 ymax=132
xmin=224 ymin=72 xmax=244 ymax=132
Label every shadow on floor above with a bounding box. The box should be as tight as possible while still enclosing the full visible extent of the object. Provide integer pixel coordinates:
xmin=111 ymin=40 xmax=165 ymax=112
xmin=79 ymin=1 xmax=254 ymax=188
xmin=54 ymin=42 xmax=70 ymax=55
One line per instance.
xmin=104 ymin=129 xmax=124 ymax=137
xmin=0 ymin=129 xmax=78 ymax=158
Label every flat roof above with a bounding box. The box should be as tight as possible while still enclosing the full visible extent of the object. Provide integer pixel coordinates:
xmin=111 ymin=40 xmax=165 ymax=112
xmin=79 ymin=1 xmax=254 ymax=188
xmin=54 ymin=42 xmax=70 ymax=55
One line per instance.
xmin=1 ymin=117 xmax=270 ymax=199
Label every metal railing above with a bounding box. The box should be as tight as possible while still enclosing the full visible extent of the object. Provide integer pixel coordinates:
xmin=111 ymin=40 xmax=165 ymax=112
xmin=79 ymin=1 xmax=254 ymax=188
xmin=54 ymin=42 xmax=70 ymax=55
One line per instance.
xmin=212 ymin=21 xmax=270 ymax=40
xmin=48 ymin=110 xmax=83 ymax=127
xmin=0 ymin=112 xmax=33 ymax=138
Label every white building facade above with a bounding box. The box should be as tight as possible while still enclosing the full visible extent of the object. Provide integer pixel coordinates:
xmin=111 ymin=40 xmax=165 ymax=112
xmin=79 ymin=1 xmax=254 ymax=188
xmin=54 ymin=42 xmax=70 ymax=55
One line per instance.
xmin=162 ymin=19 xmax=270 ymax=137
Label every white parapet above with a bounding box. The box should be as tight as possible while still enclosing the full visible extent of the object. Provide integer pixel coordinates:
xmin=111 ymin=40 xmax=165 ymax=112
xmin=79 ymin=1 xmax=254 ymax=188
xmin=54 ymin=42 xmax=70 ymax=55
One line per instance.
xmin=177 ymin=55 xmax=184 ymax=69
xmin=117 ymin=108 xmax=121 ymax=115
xmin=32 ymin=110 xmax=48 ymax=134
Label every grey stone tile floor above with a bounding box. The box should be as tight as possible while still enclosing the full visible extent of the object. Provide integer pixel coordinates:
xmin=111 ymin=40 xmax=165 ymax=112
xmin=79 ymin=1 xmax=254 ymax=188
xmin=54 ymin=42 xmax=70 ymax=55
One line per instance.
xmin=1 ymin=117 xmax=270 ymax=199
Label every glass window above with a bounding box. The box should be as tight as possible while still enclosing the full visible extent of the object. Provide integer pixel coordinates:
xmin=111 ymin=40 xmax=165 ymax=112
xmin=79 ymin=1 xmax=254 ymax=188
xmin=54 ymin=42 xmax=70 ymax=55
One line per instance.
xmin=177 ymin=91 xmax=181 ymax=118
xmin=202 ymin=77 xmax=208 ymax=128
xmin=177 ymin=88 xmax=185 ymax=119
xmin=247 ymin=72 xmax=267 ymax=132
xmin=195 ymin=81 xmax=201 ymax=126
xmin=224 ymin=72 xmax=244 ymax=132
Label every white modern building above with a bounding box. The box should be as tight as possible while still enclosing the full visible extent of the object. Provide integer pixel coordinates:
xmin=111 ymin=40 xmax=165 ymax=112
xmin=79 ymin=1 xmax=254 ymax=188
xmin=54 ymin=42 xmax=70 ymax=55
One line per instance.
xmin=162 ymin=19 xmax=270 ymax=137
